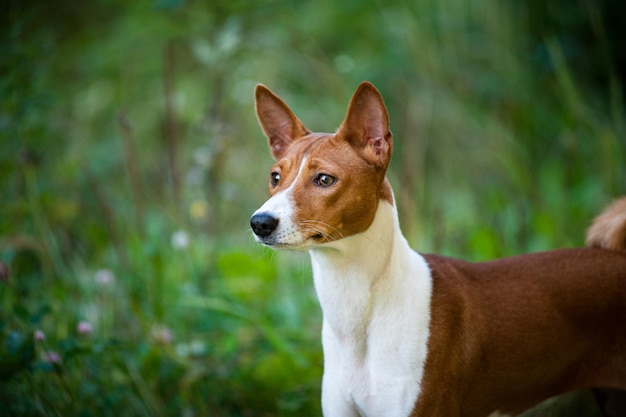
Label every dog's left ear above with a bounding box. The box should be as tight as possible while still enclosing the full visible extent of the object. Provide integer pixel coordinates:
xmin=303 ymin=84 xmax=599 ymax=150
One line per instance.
xmin=338 ymin=81 xmax=392 ymax=168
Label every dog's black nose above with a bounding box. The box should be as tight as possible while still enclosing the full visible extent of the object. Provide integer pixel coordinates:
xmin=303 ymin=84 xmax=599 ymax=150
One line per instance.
xmin=250 ymin=213 xmax=279 ymax=237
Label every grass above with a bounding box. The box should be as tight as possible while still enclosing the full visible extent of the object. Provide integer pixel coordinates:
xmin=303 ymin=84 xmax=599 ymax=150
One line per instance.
xmin=1 ymin=0 xmax=624 ymax=415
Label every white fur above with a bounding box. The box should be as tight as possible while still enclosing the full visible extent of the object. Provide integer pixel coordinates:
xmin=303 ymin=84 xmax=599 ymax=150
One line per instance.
xmin=253 ymin=155 xmax=433 ymax=416
xmin=252 ymin=158 xmax=307 ymax=247
xmin=252 ymin=189 xmax=299 ymax=245
xmin=310 ymin=201 xmax=433 ymax=417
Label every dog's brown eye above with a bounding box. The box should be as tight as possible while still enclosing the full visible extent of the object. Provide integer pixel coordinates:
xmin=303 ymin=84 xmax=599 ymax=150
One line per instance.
xmin=314 ymin=174 xmax=336 ymax=187
xmin=270 ymin=172 xmax=280 ymax=187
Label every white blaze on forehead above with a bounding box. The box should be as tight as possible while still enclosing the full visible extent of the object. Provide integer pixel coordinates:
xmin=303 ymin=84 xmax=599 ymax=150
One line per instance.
xmin=253 ymin=188 xmax=293 ymax=219
xmin=254 ymin=156 xmax=308 ymax=216
xmin=253 ymin=157 xmax=309 ymax=245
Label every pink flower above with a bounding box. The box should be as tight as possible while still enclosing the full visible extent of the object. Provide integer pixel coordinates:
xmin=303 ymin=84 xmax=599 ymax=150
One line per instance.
xmin=43 ymin=351 xmax=62 ymax=364
xmin=151 ymin=325 xmax=174 ymax=345
xmin=77 ymin=321 xmax=93 ymax=335
xmin=33 ymin=329 xmax=46 ymax=341
xmin=0 ymin=262 xmax=8 ymax=281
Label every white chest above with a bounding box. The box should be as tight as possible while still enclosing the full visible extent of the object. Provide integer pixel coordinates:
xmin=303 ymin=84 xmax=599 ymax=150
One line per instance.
xmin=309 ymin=203 xmax=433 ymax=417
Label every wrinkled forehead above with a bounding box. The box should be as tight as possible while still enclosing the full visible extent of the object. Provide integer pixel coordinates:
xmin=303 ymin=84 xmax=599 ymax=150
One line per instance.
xmin=272 ymin=132 xmax=375 ymax=182
xmin=275 ymin=132 xmax=338 ymax=165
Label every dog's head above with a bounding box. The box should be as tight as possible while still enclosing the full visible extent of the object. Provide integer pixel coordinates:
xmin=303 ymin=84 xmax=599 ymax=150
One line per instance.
xmin=250 ymin=82 xmax=393 ymax=249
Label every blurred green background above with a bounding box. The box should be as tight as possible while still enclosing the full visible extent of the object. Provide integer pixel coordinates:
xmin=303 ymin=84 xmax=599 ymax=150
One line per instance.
xmin=1 ymin=0 xmax=625 ymax=415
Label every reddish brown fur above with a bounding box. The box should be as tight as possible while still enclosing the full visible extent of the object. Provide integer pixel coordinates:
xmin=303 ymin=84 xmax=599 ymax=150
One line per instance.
xmin=413 ymin=249 xmax=626 ymax=416
xmin=256 ymin=83 xmax=393 ymax=243
xmin=413 ymin=194 xmax=626 ymax=416
xmin=255 ymin=85 xmax=310 ymax=159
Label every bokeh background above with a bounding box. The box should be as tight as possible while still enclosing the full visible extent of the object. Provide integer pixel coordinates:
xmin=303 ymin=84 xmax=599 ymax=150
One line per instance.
xmin=2 ymin=0 xmax=625 ymax=415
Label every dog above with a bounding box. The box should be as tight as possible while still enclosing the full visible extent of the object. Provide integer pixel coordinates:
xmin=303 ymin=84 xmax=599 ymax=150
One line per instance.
xmin=250 ymin=81 xmax=626 ymax=417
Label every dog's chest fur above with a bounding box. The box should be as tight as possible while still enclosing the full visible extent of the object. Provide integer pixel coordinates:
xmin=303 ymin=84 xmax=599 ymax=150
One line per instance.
xmin=310 ymin=201 xmax=433 ymax=417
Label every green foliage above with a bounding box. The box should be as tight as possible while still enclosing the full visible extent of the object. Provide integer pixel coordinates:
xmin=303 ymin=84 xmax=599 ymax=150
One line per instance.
xmin=1 ymin=0 xmax=624 ymax=415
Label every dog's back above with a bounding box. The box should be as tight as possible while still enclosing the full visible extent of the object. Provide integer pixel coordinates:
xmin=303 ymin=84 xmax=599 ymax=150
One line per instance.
xmin=415 ymin=199 xmax=626 ymax=416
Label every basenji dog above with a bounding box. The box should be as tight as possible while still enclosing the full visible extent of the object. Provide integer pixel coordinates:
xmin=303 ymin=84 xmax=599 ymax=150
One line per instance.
xmin=250 ymin=81 xmax=626 ymax=417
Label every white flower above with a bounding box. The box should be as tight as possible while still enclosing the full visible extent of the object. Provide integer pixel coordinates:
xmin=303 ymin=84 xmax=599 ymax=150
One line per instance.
xmin=176 ymin=340 xmax=206 ymax=357
xmin=171 ymin=230 xmax=190 ymax=249
xmin=34 ymin=329 xmax=46 ymax=341
xmin=193 ymin=146 xmax=213 ymax=167
xmin=94 ymin=269 xmax=115 ymax=286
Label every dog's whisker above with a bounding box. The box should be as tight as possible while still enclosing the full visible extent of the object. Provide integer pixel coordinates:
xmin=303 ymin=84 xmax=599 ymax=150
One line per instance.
xmin=300 ymin=220 xmax=345 ymax=239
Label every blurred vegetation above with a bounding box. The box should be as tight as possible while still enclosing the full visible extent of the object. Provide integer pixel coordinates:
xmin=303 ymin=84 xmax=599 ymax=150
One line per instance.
xmin=1 ymin=0 xmax=624 ymax=415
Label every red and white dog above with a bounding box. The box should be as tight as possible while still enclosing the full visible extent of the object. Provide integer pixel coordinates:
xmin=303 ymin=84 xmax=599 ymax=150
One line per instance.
xmin=250 ymin=82 xmax=626 ymax=417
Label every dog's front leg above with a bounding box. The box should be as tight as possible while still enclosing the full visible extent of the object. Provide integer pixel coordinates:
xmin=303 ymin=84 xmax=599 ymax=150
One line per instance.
xmin=321 ymin=321 xmax=362 ymax=417
xmin=321 ymin=375 xmax=361 ymax=417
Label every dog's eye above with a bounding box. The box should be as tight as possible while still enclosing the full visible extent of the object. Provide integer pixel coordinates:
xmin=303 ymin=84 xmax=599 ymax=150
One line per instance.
xmin=270 ymin=172 xmax=281 ymax=187
xmin=314 ymin=174 xmax=336 ymax=187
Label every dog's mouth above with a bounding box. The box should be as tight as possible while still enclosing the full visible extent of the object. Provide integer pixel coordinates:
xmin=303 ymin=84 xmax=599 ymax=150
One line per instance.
xmin=256 ymin=234 xmax=318 ymax=250
xmin=254 ymin=228 xmax=329 ymax=250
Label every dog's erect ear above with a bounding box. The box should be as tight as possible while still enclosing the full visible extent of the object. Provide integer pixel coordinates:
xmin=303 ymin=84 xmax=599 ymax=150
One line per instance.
xmin=337 ymin=81 xmax=392 ymax=168
xmin=255 ymin=84 xmax=311 ymax=160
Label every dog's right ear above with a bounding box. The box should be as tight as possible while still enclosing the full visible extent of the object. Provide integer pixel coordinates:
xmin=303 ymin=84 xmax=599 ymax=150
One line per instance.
xmin=255 ymin=84 xmax=311 ymax=160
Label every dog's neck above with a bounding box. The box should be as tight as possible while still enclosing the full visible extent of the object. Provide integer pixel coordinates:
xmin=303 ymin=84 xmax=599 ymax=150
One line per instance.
xmin=309 ymin=196 xmax=433 ymax=417
xmin=309 ymin=197 xmax=429 ymax=348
